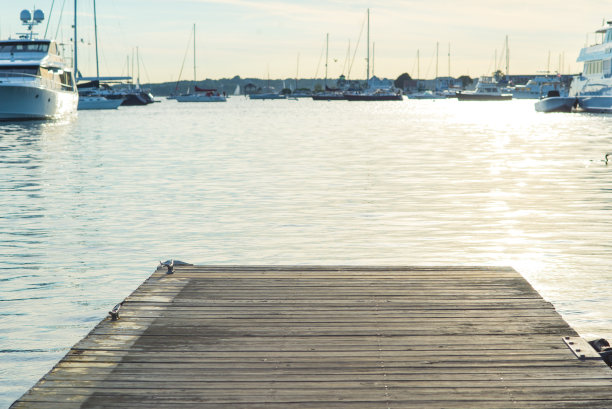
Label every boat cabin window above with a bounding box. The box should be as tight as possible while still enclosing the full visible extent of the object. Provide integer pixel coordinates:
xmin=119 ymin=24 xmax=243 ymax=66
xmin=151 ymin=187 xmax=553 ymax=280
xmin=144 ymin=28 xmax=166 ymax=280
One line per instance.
xmin=0 ymin=66 xmax=39 ymax=76
xmin=0 ymin=42 xmax=49 ymax=53
xmin=584 ymin=60 xmax=603 ymax=75
xmin=606 ymin=30 xmax=612 ymax=43
xmin=59 ymin=71 xmax=74 ymax=88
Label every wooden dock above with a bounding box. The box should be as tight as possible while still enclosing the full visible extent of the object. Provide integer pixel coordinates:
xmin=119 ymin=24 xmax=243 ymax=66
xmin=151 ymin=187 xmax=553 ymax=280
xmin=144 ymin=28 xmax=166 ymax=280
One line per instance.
xmin=11 ymin=266 xmax=612 ymax=408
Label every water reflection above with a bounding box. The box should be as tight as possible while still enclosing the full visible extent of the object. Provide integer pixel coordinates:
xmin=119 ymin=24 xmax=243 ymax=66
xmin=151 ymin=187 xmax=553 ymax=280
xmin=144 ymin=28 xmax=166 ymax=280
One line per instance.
xmin=2 ymin=100 xmax=612 ymax=408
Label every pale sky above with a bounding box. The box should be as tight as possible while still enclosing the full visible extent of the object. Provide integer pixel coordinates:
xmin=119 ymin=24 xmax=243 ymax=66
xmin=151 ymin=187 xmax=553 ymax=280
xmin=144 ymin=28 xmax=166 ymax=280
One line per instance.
xmin=0 ymin=0 xmax=608 ymax=83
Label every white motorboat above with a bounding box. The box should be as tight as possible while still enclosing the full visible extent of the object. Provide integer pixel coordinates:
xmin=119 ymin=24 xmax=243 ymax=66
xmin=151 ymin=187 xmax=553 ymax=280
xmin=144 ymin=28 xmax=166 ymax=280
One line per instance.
xmin=534 ymin=91 xmax=577 ymax=113
xmin=248 ymin=92 xmax=286 ymax=100
xmin=78 ymin=95 xmax=123 ymax=110
xmin=406 ymin=90 xmax=445 ymax=100
xmin=511 ymin=76 xmax=567 ymax=99
xmin=569 ymin=21 xmax=612 ymax=112
xmin=0 ymin=9 xmax=77 ymax=120
xmin=456 ymin=76 xmax=512 ymax=101
xmin=75 ymin=0 xmax=132 ymax=110
xmin=344 ymin=89 xmax=403 ymax=101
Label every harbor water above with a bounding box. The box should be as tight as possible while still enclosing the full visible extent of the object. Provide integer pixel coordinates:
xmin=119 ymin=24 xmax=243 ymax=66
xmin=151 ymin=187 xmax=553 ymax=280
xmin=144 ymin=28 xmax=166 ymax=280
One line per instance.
xmin=2 ymin=97 xmax=612 ymax=407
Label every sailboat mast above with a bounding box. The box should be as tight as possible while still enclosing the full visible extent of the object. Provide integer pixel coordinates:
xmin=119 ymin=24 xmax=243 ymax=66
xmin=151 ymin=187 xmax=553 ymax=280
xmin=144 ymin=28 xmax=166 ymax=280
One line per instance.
xmin=435 ymin=42 xmax=439 ymax=79
xmin=193 ymin=24 xmax=196 ymax=84
xmin=435 ymin=41 xmax=439 ymax=90
xmin=131 ymin=48 xmax=134 ymax=84
xmin=346 ymin=40 xmax=351 ymax=79
xmin=93 ymin=0 xmax=99 ymax=78
xmin=417 ymin=49 xmax=420 ymax=90
xmin=448 ymin=43 xmax=451 ymax=78
xmin=324 ymin=33 xmax=328 ymax=87
xmin=366 ymin=8 xmax=370 ymax=87
xmin=73 ymin=0 xmax=77 ymax=78
xmin=505 ymin=35 xmax=509 ymax=79
xmin=44 ymin=0 xmax=55 ymax=38
xmin=295 ymin=53 xmax=299 ymax=91
xmin=372 ymin=42 xmax=375 ymax=77
xmin=137 ymin=46 xmax=140 ymax=85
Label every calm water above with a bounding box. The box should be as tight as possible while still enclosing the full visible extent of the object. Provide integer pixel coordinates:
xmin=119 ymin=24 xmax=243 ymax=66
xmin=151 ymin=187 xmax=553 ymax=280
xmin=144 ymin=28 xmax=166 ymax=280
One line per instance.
xmin=2 ymin=97 xmax=612 ymax=407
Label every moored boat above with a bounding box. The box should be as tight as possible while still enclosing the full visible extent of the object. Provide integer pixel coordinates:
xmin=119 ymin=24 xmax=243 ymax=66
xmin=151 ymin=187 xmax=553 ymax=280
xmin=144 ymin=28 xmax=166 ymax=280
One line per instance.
xmin=344 ymin=89 xmax=403 ymax=101
xmin=0 ymin=10 xmax=78 ymax=120
xmin=406 ymin=90 xmax=445 ymax=100
xmin=570 ymin=21 xmax=612 ymax=112
xmin=457 ymin=76 xmax=512 ymax=101
xmin=511 ymin=75 xmax=567 ymax=99
xmin=534 ymin=90 xmax=577 ymax=113
xmin=177 ymin=87 xmax=226 ymax=102
xmin=340 ymin=10 xmax=402 ymax=102
xmin=312 ymin=91 xmax=346 ymax=100
xmin=248 ymin=92 xmax=286 ymax=100
xmin=176 ymin=25 xmax=227 ymax=103
xmin=74 ymin=0 xmax=133 ymax=110
xmin=77 ymin=95 xmax=123 ymax=110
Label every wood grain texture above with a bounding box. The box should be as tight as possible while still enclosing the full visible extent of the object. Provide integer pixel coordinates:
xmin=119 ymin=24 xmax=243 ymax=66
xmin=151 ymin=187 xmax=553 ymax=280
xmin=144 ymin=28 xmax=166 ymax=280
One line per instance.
xmin=11 ymin=266 xmax=612 ymax=408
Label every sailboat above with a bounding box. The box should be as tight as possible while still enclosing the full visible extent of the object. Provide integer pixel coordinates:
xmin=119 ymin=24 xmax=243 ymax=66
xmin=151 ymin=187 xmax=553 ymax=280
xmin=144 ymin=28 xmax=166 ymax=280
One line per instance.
xmin=76 ymin=0 xmax=126 ymax=110
xmin=312 ymin=33 xmax=346 ymax=101
xmin=406 ymin=44 xmax=445 ymax=99
xmin=248 ymin=67 xmax=285 ymax=99
xmin=291 ymin=53 xmax=311 ymax=98
xmin=177 ymin=24 xmax=226 ymax=102
xmin=344 ymin=9 xmax=402 ymax=101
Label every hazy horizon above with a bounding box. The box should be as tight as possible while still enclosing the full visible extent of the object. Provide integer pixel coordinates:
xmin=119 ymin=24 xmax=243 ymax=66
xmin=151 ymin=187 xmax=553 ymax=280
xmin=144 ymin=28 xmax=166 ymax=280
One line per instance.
xmin=0 ymin=1 xmax=608 ymax=83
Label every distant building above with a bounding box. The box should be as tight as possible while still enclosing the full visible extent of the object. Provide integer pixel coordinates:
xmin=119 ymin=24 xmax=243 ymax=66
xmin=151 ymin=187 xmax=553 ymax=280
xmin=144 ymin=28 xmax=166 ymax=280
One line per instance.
xmin=413 ymin=77 xmax=463 ymax=92
xmin=243 ymin=83 xmax=258 ymax=95
xmin=368 ymin=76 xmax=395 ymax=90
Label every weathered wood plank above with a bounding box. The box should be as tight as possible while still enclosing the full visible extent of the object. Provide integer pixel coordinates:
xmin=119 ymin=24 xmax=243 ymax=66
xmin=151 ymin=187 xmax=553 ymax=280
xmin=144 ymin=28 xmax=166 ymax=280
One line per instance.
xmin=11 ymin=265 xmax=612 ymax=409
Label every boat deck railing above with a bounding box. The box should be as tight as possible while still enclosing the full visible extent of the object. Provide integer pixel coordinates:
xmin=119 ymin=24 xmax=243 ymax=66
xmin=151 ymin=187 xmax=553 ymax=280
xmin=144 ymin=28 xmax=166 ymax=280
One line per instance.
xmin=0 ymin=71 xmax=74 ymax=92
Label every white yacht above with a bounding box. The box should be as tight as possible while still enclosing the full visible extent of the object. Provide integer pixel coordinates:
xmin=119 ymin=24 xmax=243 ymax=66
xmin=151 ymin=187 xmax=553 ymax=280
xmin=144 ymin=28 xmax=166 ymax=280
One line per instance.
xmin=0 ymin=10 xmax=77 ymax=120
xmin=457 ymin=76 xmax=512 ymax=101
xmin=511 ymin=75 xmax=567 ymax=99
xmin=569 ymin=21 xmax=612 ymax=113
xmin=406 ymin=90 xmax=446 ymax=100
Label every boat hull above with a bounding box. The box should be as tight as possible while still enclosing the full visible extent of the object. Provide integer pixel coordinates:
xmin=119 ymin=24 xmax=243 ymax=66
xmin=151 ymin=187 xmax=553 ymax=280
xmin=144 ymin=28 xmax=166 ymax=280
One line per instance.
xmin=534 ymin=97 xmax=576 ymax=113
xmin=407 ymin=93 xmax=445 ymax=100
xmin=312 ymin=94 xmax=346 ymax=100
xmin=103 ymin=91 xmax=154 ymax=106
xmin=577 ymin=96 xmax=612 ymax=113
xmin=0 ymin=84 xmax=77 ymax=120
xmin=344 ymin=94 xmax=403 ymax=101
xmin=248 ymin=93 xmax=286 ymax=100
xmin=176 ymin=94 xmax=226 ymax=102
xmin=456 ymin=93 xmax=512 ymax=101
xmin=78 ymin=96 xmax=123 ymax=110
